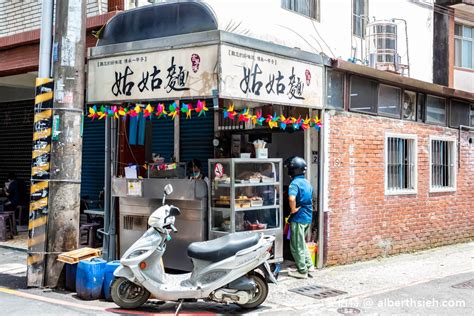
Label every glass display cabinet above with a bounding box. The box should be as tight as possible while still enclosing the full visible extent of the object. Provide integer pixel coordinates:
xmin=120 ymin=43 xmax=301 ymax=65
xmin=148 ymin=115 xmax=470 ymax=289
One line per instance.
xmin=208 ymin=158 xmax=283 ymax=262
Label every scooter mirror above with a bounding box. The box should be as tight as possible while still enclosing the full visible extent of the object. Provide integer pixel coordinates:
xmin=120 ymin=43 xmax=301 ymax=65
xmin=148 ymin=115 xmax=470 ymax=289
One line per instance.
xmin=164 ymin=184 xmax=173 ymax=196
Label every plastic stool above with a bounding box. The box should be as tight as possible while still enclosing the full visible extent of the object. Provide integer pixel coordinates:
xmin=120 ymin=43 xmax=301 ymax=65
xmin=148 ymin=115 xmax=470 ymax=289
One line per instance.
xmin=0 ymin=213 xmax=14 ymax=241
xmin=4 ymin=211 xmax=17 ymax=235
xmin=80 ymin=223 xmax=101 ymax=248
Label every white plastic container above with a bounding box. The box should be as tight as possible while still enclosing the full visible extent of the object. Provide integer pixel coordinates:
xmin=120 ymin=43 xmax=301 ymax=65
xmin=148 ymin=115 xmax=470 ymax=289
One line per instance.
xmin=256 ymin=148 xmax=268 ymax=159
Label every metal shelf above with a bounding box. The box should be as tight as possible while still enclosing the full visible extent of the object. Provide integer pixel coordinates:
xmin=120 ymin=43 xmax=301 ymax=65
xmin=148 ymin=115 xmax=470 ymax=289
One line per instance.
xmin=215 ymin=181 xmax=279 ymax=188
xmin=208 ymin=158 xmax=283 ymax=262
xmin=211 ymin=205 xmax=278 ymax=212
xmin=235 ymin=182 xmax=279 ymax=187
xmin=211 ymin=207 xmax=231 ymax=212
xmin=235 ymin=205 xmax=279 ymax=212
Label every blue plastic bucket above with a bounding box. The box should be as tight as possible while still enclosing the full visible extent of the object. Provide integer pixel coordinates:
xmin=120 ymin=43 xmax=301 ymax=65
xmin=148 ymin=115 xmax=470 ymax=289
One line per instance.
xmin=103 ymin=260 xmax=121 ymax=301
xmin=76 ymin=258 xmax=107 ymax=300
xmin=65 ymin=263 xmax=77 ymax=292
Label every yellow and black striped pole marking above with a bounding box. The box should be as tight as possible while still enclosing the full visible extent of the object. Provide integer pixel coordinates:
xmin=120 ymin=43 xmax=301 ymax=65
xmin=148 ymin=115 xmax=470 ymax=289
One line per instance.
xmin=27 ymin=78 xmax=54 ymax=288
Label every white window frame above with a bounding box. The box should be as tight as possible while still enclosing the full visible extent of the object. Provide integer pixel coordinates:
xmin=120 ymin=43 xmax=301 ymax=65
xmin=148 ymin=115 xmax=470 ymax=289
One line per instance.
xmin=281 ymin=0 xmax=320 ymax=21
xmin=454 ymin=23 xmax=474 ymax=70
xmin=429 ymin=136 xmax=457 ymax=193
xmin=352 ymin=0 xmax=368 ymax=38
xmin=384 ymin=133 xmax=418 ymax=195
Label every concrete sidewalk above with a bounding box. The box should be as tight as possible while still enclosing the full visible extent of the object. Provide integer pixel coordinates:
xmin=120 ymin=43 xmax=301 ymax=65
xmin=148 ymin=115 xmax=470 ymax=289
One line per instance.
xmin=264 ymin=240 xmax=474 ymax=314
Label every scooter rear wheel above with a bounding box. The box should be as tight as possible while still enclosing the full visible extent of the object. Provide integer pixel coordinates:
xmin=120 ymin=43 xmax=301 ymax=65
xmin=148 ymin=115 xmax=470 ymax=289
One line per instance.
xmin=237 ymin=273 xmax=269 ymax=309
xmin=111 ymin=277 xmax=150 ymax=309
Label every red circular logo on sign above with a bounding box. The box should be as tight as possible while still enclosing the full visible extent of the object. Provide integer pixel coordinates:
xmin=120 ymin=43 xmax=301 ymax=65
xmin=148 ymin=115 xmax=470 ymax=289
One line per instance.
xmin=214 ymin=163 xmax=224 ymax=178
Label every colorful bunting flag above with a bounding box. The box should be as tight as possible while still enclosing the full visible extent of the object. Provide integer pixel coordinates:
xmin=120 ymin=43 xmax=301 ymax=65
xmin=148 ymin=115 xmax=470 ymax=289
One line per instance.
xmin=86 ymin=102 xmax=322 ymax=132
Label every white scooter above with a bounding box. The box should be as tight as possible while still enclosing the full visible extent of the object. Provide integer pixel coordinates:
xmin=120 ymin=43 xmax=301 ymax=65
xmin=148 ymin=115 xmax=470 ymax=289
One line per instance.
xmin=111 ymin=184 xmax=277 ymax=311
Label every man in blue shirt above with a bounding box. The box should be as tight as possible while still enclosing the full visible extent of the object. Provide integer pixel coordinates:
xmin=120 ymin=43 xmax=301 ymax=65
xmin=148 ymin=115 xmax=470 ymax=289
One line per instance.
xmin=286 ymin=156 xmax=314 ymax=279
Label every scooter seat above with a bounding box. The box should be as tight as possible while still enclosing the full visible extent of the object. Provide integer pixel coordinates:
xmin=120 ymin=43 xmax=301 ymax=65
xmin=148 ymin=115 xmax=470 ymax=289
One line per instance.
xmin=187 ymin=232 xmax=260 ymax=262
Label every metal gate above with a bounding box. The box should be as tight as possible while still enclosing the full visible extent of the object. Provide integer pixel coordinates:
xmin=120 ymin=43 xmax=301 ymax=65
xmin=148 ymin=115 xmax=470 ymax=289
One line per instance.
xmin=80 ymin=117 xmax=105 ymax=199
xmin=180 ymin=108 xmax=214 ymax=175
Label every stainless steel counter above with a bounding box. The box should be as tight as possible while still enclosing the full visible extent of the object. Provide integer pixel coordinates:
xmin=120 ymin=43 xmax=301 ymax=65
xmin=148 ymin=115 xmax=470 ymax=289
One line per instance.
xmin=112 ymin=177 xmax=208 ymax=271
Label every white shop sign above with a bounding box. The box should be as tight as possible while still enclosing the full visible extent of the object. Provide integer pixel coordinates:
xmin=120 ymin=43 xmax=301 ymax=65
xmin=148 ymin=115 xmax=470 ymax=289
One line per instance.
xmin=87 ymin=45 xmax=218 ymax=103
xmin=219 ymin=44 xmax=323 ymax=108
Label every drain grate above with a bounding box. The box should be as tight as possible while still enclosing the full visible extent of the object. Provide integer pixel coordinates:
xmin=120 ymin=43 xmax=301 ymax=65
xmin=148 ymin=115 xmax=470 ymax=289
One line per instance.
xmin=289 ymin=284 xmax=347 ymax=299
xmin=452 ymin=279 xmax=474 ymax=289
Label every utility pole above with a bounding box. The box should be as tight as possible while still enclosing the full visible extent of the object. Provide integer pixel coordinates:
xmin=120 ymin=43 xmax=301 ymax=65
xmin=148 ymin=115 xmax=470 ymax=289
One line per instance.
xmin=45 ymin=0 xmax=86 ymax=287
xmin=27 ymin=0 xmax=54 ymax=288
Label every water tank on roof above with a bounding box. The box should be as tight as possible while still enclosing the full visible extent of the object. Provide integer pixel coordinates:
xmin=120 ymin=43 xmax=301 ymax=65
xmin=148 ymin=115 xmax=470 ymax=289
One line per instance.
xmin=366 ymin=20 xmax=402 ymax=74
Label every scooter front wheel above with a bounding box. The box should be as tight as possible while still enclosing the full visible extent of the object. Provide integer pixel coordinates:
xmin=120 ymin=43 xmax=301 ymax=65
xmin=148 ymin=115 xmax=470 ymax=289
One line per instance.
xmin=237 ymin=273 xmax=269 ymax=309
xmin=111 ymin=277 xmax=150 ymax=309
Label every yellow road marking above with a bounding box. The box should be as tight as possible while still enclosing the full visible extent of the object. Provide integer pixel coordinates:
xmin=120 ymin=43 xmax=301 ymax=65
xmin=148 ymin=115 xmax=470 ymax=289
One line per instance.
xmin=0 ymin=287 xmax=106 ymax=312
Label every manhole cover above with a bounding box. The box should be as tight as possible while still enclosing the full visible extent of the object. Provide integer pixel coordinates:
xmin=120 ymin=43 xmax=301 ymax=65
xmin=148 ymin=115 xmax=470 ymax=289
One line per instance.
xmin=337 ymin=307 xmax=361 ymax=315
xmin=289 ymin=284 xmax=347 ymax=299
xmin=452 ymin=279 xmax=474 ymax=289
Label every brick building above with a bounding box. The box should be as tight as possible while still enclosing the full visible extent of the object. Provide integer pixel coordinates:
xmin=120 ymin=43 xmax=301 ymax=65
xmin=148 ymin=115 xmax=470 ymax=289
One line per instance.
xmin=322 ymin=60 xmax=474 ymax=265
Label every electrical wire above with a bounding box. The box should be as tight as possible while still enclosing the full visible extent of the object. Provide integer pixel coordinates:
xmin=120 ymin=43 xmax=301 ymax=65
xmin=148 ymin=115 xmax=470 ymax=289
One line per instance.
xmin=407 ymin=0 xmax=474 ymax=22
xmin=310 ymin=20 xmax=336 ymax=58
xmin=302 ymin=0 xmax=337 ymax=58
xmin=275 ymin=23 xmax=324 ymax=53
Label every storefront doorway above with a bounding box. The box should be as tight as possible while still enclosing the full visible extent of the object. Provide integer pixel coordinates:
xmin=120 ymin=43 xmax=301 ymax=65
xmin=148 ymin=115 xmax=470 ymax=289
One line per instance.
xmin=214 ymin=104 xmax=320 ymax=261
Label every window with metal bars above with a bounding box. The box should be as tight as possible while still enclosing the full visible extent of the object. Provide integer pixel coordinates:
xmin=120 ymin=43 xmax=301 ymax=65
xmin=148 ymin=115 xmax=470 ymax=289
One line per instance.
xmin=430 ymin=139 xmax=456 ymax=192
xmin=385 ymin=135 xmax=417 ymax=194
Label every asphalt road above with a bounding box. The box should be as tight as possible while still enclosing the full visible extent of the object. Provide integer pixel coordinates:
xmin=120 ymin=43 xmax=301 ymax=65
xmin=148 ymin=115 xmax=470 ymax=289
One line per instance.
xmin=319 ymin=272 xmax=474 ymax=316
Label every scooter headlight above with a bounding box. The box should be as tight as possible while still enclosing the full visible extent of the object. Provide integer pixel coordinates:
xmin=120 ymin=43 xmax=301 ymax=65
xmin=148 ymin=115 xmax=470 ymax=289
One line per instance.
xmin=127 ymin=249 xmax=148 ymax=259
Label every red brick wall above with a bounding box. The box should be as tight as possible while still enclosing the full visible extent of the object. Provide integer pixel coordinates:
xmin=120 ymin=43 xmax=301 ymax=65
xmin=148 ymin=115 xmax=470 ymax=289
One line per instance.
xmin=326 ymin=111 xmax=474 ymax=265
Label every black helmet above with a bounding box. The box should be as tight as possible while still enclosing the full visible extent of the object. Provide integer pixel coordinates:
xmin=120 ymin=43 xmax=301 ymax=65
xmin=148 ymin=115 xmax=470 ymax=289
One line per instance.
xmin=285 ymin=156 xmax=307 ymax=177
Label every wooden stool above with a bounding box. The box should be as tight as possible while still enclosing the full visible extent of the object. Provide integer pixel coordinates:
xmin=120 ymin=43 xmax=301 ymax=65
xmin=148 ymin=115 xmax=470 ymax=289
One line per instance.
xmin=80 ymin=222 xmax=101 ymax=248
xmin=0 ymin=213 xmax=14 ymax=241
xmin=4 ymin=211 xmax=17 ymax=235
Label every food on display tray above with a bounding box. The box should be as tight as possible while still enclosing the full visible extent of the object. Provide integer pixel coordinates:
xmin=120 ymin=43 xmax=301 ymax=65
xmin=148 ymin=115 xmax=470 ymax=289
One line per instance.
xmin=215 ymin=174 xmax=230 ymax=184
xmin=238 ymin=172 xmax=274 ymax=183
xmin=215 ymin=195 xmax=230 ymax=207
xmin=250 ymin=196 xmax=263 ymax=206
xmin=235 ymin=195 xmax=251 ymax=208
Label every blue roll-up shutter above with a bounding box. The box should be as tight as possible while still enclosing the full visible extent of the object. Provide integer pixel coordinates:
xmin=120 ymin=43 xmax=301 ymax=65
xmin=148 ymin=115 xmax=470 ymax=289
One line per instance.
xmin=81 ymin=118 xmax=105 ymax=199
xmin=180 ymin=109 xmax=214 ymax=175
xmin=151 ymin=118 xmax=174 ymax=162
